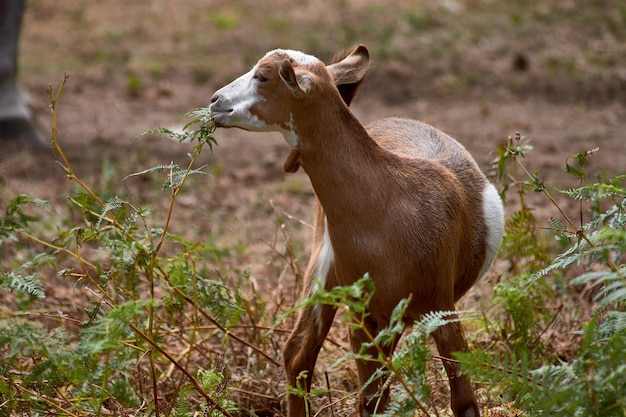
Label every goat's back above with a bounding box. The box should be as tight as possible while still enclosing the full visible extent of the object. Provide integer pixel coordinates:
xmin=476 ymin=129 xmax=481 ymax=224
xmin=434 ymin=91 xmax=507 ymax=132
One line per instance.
xmin=366 ymin=117 xmax=485 ymax=187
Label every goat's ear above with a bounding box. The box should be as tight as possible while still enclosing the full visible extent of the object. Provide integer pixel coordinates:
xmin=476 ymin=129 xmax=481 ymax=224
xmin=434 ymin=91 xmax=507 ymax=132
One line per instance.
xmin=279 ymin=60 xmax=312 ymax=98
xmin=327 ymin=44 xmax=370 ymax=86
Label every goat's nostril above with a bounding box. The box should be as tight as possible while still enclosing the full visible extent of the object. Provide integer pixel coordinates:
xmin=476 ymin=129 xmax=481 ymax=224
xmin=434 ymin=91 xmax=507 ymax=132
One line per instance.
xmin=210 ymin=95 xmax=219 ymax=104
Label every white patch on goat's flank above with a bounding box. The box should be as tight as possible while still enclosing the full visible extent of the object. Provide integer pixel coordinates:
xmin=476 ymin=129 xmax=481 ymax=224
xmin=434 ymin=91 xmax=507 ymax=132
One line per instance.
xmin=312 ymin=217 xmax=334 ymax=334
xmin=479 ymin=183 xmax=505 ymax=278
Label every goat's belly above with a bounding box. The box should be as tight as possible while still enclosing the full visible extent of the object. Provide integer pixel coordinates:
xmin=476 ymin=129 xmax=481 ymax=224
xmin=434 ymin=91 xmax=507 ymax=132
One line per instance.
xmin=334 ymin=248 xmax=449 ymax=297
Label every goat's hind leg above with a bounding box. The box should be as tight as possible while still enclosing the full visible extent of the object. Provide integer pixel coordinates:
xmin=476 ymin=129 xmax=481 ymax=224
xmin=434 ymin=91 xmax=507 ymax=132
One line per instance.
xmin=349 ymin=317 xmax=400 ymax=416
xmin=432 ymin=318 xmax=479 ymax=417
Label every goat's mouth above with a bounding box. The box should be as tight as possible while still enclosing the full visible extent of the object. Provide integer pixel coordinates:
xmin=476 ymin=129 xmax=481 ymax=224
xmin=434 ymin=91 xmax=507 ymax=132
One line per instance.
xmin=208 ymin=108 xmax=234 ymax=127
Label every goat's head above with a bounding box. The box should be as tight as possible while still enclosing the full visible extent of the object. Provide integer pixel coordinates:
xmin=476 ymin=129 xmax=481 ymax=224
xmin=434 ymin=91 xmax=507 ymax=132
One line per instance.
xmin=209 ymin=45 xmax=370 ymax=150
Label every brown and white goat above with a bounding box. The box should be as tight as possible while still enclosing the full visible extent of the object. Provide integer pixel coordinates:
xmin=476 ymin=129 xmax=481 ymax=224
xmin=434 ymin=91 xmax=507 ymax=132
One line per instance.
xmin=209 ymin=45 xmax=504 ymax=417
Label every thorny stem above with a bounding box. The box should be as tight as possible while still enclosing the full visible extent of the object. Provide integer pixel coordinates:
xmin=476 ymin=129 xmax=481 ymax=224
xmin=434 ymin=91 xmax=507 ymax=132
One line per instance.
xmin=49 ymin=74 xmax=104 ymax=209
xmin=49 ymin=76 xmax=142 ymax=250
xmin=314 ymin=392 xmax=358 ymax=417
xmin=510 ymin=144 xmax=528 ymax=275
xmin=268 ymin=200 xmax=305 ymax=307
xmin=173 ymin=253 xmax=201 ymax=393
xmin=514 ymin=155 xmax=577 ymax=230
xmin=129 ymin=322 xmax=235 ymax=417
xmin=143 ymin=143 xmax=207 ymax=415
xmin=84 ymin=285 xmax=234 ymax=416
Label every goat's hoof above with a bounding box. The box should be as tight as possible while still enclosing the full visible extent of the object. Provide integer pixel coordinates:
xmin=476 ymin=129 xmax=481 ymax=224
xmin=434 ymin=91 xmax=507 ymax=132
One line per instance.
xmin=456 ymin=404 xmax=479 ymax=417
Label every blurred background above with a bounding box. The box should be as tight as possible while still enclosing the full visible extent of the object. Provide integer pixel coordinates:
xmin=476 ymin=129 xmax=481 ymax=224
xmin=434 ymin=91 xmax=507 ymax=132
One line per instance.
xmin=8 ymin=0 xmax=626 ymax=180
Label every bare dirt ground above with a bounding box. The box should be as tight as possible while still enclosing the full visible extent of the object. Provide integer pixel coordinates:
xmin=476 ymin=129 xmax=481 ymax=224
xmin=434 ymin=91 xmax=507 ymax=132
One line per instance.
xmin=1 ymin=0 xmax=626 ymax=415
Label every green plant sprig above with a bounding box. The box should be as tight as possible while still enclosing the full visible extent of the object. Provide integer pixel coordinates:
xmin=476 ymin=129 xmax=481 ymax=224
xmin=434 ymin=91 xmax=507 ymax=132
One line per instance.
xmin=39 ymin=76 xmax=237 ymax=416
xmin=461 ymin=131 xmax=626 ymax=416
xmin=503 ymin=134 xmax=623 ymax=273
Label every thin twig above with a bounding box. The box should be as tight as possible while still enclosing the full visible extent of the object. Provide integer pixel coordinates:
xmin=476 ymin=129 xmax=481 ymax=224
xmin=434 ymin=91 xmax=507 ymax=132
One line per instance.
xmin=1 ymin=376 xmax=81 ymax=417
xmin=158 ymin=267 xmax=281 ymax=368
xmin=129 ymin=322 xmax=235 ymax=417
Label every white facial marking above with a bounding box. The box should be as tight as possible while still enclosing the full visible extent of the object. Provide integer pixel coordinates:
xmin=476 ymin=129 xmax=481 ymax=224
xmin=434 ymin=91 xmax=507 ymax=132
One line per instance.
xmin=209 ymin=65 xmax=270 ymax=130
xmin=209 ymin=50 xmax=313 ymax=148
xmin=312 ymin=217 xmax=334 ymax=334
xmin=264 ymin=49 xmax=321 ymax=66
xmin=479 ymin=183 xmax=504 ymax=278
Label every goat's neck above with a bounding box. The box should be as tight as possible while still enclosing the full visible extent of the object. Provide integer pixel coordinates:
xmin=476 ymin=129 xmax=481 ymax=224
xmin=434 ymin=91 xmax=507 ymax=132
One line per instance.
xmin=295 ymin=102 xmax=393 ymax=222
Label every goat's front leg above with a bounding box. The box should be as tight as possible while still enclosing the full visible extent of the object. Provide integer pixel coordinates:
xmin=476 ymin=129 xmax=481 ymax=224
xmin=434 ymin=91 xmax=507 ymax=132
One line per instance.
xmin=283 ymin=200 xmax=338 ymax=416
xmin=432 ymin=318 xmax=479 ymax=417
xmin=349 ymin=317 xmax=399 ymax=416
xmin=283 ymin=301 xmax=337 ymax=417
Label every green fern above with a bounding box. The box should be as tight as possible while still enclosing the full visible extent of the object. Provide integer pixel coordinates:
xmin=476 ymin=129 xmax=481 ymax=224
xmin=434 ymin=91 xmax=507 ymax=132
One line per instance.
xmin=124 ymin=162 xmax=181 ymax=179
xmin=96 ymin=196 xmax=127 ymax=228
xmin=573 ymin=267 xmax=626 ymax=308
xmin=0 ymin=195 xmax=47 ymax=238
xmin=0 ymin=271 xmax=45 ymax=299
xmin=141 ymin=107 xmax=217 ymax=148
xmin=460 ymin=319 xmax=626 ymax=416
xmin=459 ymin=138 xmax=626 ymax=416
xmin=0 ymin=254 xmax=55 ymax=299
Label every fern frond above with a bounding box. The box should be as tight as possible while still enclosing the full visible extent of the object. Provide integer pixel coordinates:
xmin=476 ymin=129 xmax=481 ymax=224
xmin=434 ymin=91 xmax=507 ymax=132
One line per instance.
xmin=0 ymin=195 xmax=47 ymax=237
xmin=373 ymin=298 xmax=410 ymax=348
xmin=79 ymin=299 xmax=152 ymax=355
xmin=414 ymin=310 xmax=468 ymax=335
xmin=140 ymin=127 xmax=189 ymax=143
xmin=559 ymin=173 xmax=625 ymax=202
xmin=142 ymin=108 xmax=216 ymax=148
xmin=163 ymin=165 xmax=211 ymax=190
xmin=572 ymin=267 xmax=626 ymax=308
xmin=0 ymin=271 xmax=45 ymax=298
xmin=123 ymin=163 xmax=181 ymax=180
xmin=596 ymin=311 xmax=626 ymax=340
xmin=548 ymin=217 xmax=565 ymax=231
xmin=565 ymin=162 xmax=584 ymax=179
xmin=562 ymin=184 xmax=625 ymax=201
xmin=96 ymin=196 xmax=127 ymax=228
xmin=531 ymin=244 xmax=578 ymax=284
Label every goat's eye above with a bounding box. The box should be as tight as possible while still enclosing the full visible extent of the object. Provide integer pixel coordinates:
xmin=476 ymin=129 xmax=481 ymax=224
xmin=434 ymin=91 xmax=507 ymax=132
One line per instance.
xmin=253 ymin=73 xmax=268 ymax=83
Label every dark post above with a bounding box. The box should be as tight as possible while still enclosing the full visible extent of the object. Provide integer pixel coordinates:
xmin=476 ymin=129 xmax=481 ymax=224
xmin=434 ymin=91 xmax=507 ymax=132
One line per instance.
xmin=0 ymin=0 xmax=46 ymax=148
